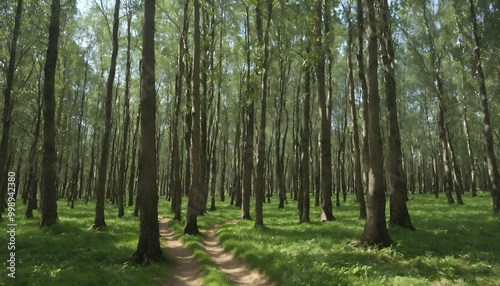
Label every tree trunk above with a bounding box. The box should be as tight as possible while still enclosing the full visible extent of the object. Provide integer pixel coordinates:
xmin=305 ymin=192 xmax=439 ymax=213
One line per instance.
xmin=118 ymin=4 xmax=133 ymax=218
xmin=315 ymin=0 xmax=334 ymax=222
xmin=132 ymin=0 xmax=164 ymax=264
xmin=254 ymin=0 xmax=272 ymax=228
xmin=347 ymin=4 xmax=366 ymax=218
xmin=40 ymin=0 xmax=60 ymax=228
xmin=379 ymin=0 xmax=415 ymax=230
xmin=241 ymin=5 xmax=253 ymax=221
xmin=299 ymin=64 xmax=311 ymax=223
xmin=185 ymin=0 xmax=204 ymax=234
xmin=92 ymin=0 xmax=120 ymax=229
xmin=469 ymin=0 xmax=500 ymax=213
xmin=354 ymin=0 xmax=393 ymax=248
xmin=0 ymin=0 xmax=22 ymax=222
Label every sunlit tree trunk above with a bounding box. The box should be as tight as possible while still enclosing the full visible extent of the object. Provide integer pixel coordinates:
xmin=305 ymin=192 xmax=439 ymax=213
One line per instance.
xmin=379 ymin=0 xmax=414 ymax=230
xmin=354 ymin=0 xmax=393 ymax=247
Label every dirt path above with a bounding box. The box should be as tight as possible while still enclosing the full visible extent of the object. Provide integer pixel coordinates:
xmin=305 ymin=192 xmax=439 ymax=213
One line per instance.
xmin=201 ymin=222 xmax=276 ymax=286
xmin=157 ymin=217 xmax=204 ymax=286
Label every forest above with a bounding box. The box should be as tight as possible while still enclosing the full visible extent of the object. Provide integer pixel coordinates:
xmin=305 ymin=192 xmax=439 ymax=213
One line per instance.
xmin=1 ymin=0 xmax=499 ymax=285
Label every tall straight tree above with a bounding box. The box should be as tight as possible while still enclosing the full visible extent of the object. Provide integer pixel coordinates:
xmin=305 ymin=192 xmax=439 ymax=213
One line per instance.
xmin=132 ymin=0 xmax=163 ymax=263
xmin=241 ymin=4 xmax=253 ymax=221
xmin=354 ymin=0 xmax=393 ymax=247
xmin=92 ymin=0 xmax=120 ymax=229
xmin=346 ymin=2 xmax=366 ymax=219
xmin=0 ymin=0 xmax=22 ymax=222
xmin=299 ymin=63 xmax=311 ymax=223
xmin=117 ymin=0 xmax=134 ymax=218
xmin=40 ymin=0 xmax=60 ymax=228
xmin=379 ymin=0 xmax=414 ymax=230
xmin=315 ymin=0 xmax=334 ymax=221
xmin=254 ymin=0 xmax=273 ymax=228
xmin=468 ymin=0 xmax=500 ymax=213
xmin=185 ymin=0 xmax=204 ymax=235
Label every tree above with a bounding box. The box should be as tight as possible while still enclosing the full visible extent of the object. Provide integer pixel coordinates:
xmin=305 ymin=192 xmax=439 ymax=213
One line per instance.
xmin=132 ymin=0 xmax=164 ymax=264
xmin=379 ymin=0 xmax=415 ymax=230
xmin=254 ymin=0 xmax=273 ymax=228
xmin=354 ymin=0 xmax=393 ymax=247
xmin=40 ymin=0 xmax=60 ymax=228
xmin=0 ymin=0 xmax=22 ymax=222
xmin=315 ymin=0 xmax=335 ymax=222
xmin=346 ymin=1 xmax=366 ymax=219
xmin=468 ymin=0 xmax=500 ymax=214
xmin=92 ymin=0 xmax=120 ymax=229
xmin=185 ymin=0 xmax=204 ymax=235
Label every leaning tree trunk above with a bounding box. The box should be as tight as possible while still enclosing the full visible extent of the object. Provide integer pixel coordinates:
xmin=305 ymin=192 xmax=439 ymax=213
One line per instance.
xmin=379 ymin=0 xmax=415 ymax=230
xmin=354 ymin=0 xmax=393 ymax=248
xmin=40 ymin=0 xmax=60 ymax=228
xmin=92 ymin=0 xmax=120 ymax=229
xmin=132 ymin=0 xmax=164 ymax=264
xmin=0 ymin=0 xmax=22 ymax=222
xmin=469 ymin=0 xmax=500 ymax=213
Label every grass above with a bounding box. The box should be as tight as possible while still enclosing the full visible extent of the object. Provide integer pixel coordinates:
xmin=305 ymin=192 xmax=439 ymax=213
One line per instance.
xmin=0 ymin=200 xmax=170 ymax=286
xmin=210 ymin=192 xmax=500 ymax=286
xmin=1 ymin=192 xmax=498 ymax=285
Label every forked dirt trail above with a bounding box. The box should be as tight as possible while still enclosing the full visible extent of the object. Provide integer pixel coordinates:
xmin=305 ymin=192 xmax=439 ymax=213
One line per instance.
xmin=201 ymin=222 xmax=276 ymax=286
xmin=157 ymin=217 xmax=203 ymax=286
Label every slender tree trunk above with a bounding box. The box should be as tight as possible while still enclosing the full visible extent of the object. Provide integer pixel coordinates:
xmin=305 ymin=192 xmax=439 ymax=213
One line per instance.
xmin=315 ymin=0 xmax=334 ymax=222
xmin=254 ymin=0 xmax=273 ymax=227
xmin=299 ymin=64 xmax=311 ymax=223
xmin=241 ymin=5 xmax=253 ymax=221
xmin=0 ymin=0 xmax=22 ymax=221
xmin=25 ymin=64 xmax=42 ymax=219
xmin=356 ymin=0 xmax=370 ymax=195
xmin=117 ymin=4 xmax=133 ymax=218
xmin=354 ymin=0 xmax=393 ymax=248
xmin=185 ymin=0 xmax=204 ymax=234
xmin=92 ymin=0 xmax=120 ymax=229
xmin=347 ymin=5 xmax=366 ymax=218
xmin=379 ymin=0 xmax=415 ymax=230
xmin=469 ymin=0 xmax=500 ymax=213
xmin=40 ymin=0 xmax=60 ymax=228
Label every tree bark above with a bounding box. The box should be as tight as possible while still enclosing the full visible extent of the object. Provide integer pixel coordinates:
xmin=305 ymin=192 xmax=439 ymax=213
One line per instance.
xmin=354 ymin=0 xmax=393 ymax=248
xmin=379 ymin=0 xmax=415 ymax=230
xmin=40 ymin=0 xmax=60 ymax=228
xmin=92 ymin=0 xmax=120 ymax=229
xmin=315 ymin=0 xmax=334 ymax=222
xmin=0 ymin=0 xmax=22 ymax=221
xmin=185 ymin=0 xmax=205 ymax=234
xmin=347 ymin=4 xmax=366 ymax=219
xmin=469 ymin=0 xmax=500 ymax=213
xmin=132 ymin=0 xmax=164 ymax=264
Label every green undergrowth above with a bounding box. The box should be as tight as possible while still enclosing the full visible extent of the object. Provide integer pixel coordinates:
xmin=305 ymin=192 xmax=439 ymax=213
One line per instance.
xmin=0 ymin=200 xmax=170 ymax=286
xmin=207 ymin=192 xmax=499 ymax=286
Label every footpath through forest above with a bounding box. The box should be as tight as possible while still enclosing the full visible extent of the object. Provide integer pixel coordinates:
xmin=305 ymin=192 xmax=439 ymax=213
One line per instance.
xmin=157 ymin=217 xmax=275 ymax=286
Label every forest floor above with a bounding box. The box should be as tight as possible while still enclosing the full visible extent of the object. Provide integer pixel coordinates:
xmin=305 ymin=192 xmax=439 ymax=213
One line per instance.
xmin=2 ymin=192 xmax=499 ymax=285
